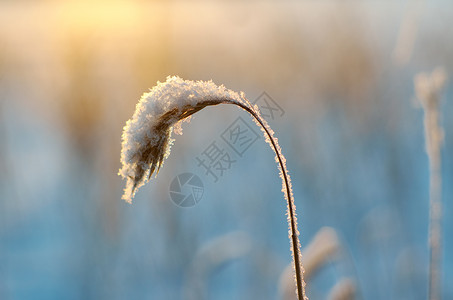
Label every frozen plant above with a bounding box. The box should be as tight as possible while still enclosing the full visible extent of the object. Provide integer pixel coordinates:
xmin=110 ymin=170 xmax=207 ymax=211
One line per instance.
xmin=119 ymin=76 xmax=307 ymax=299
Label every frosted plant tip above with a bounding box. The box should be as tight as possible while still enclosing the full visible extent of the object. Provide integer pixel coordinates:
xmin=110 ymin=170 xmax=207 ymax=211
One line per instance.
xmin=118 ymin=76 xmax=246 ymax=203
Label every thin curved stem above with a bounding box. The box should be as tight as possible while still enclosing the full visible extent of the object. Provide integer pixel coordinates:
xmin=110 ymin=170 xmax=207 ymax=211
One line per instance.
xmin=140 ymin=95 xmax=307 ymax=298
xmin=233 ymin=102 xmax=306 ymax=300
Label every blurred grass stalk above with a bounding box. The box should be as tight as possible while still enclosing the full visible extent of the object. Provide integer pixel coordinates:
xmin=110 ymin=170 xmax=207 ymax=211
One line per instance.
xmin=327 ymin=278 xmax=356 ymax=300
xmin=392 ymin=0 xmax=424 ymax=66
xmin=414 ymin=67 xmax=447 ymax=300
xmin=279 ymin=227 xmax=342 ymax=299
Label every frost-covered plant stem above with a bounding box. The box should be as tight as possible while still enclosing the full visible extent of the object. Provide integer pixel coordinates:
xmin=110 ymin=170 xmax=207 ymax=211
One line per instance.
xmin=119 ymin=76 xmax=307 ymax=299
xmin=414 ymin=68 xmax=447 ymax=300
xmin=234 ymin=102 xmax=306 ymax=299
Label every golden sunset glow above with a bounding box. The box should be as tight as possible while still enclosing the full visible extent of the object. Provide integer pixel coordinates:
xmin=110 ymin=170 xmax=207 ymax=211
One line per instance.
xmin=1 ymin=1 xmax=452 ymax=299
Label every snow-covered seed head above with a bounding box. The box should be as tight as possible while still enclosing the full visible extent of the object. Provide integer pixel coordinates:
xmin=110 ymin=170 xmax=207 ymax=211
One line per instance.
xmin=118 ymin=76 xmax=246 ymax=203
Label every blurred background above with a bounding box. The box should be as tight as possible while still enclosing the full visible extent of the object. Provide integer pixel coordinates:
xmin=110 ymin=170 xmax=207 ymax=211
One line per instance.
xmin=1 ymin=0 xmax=452 ymax=299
